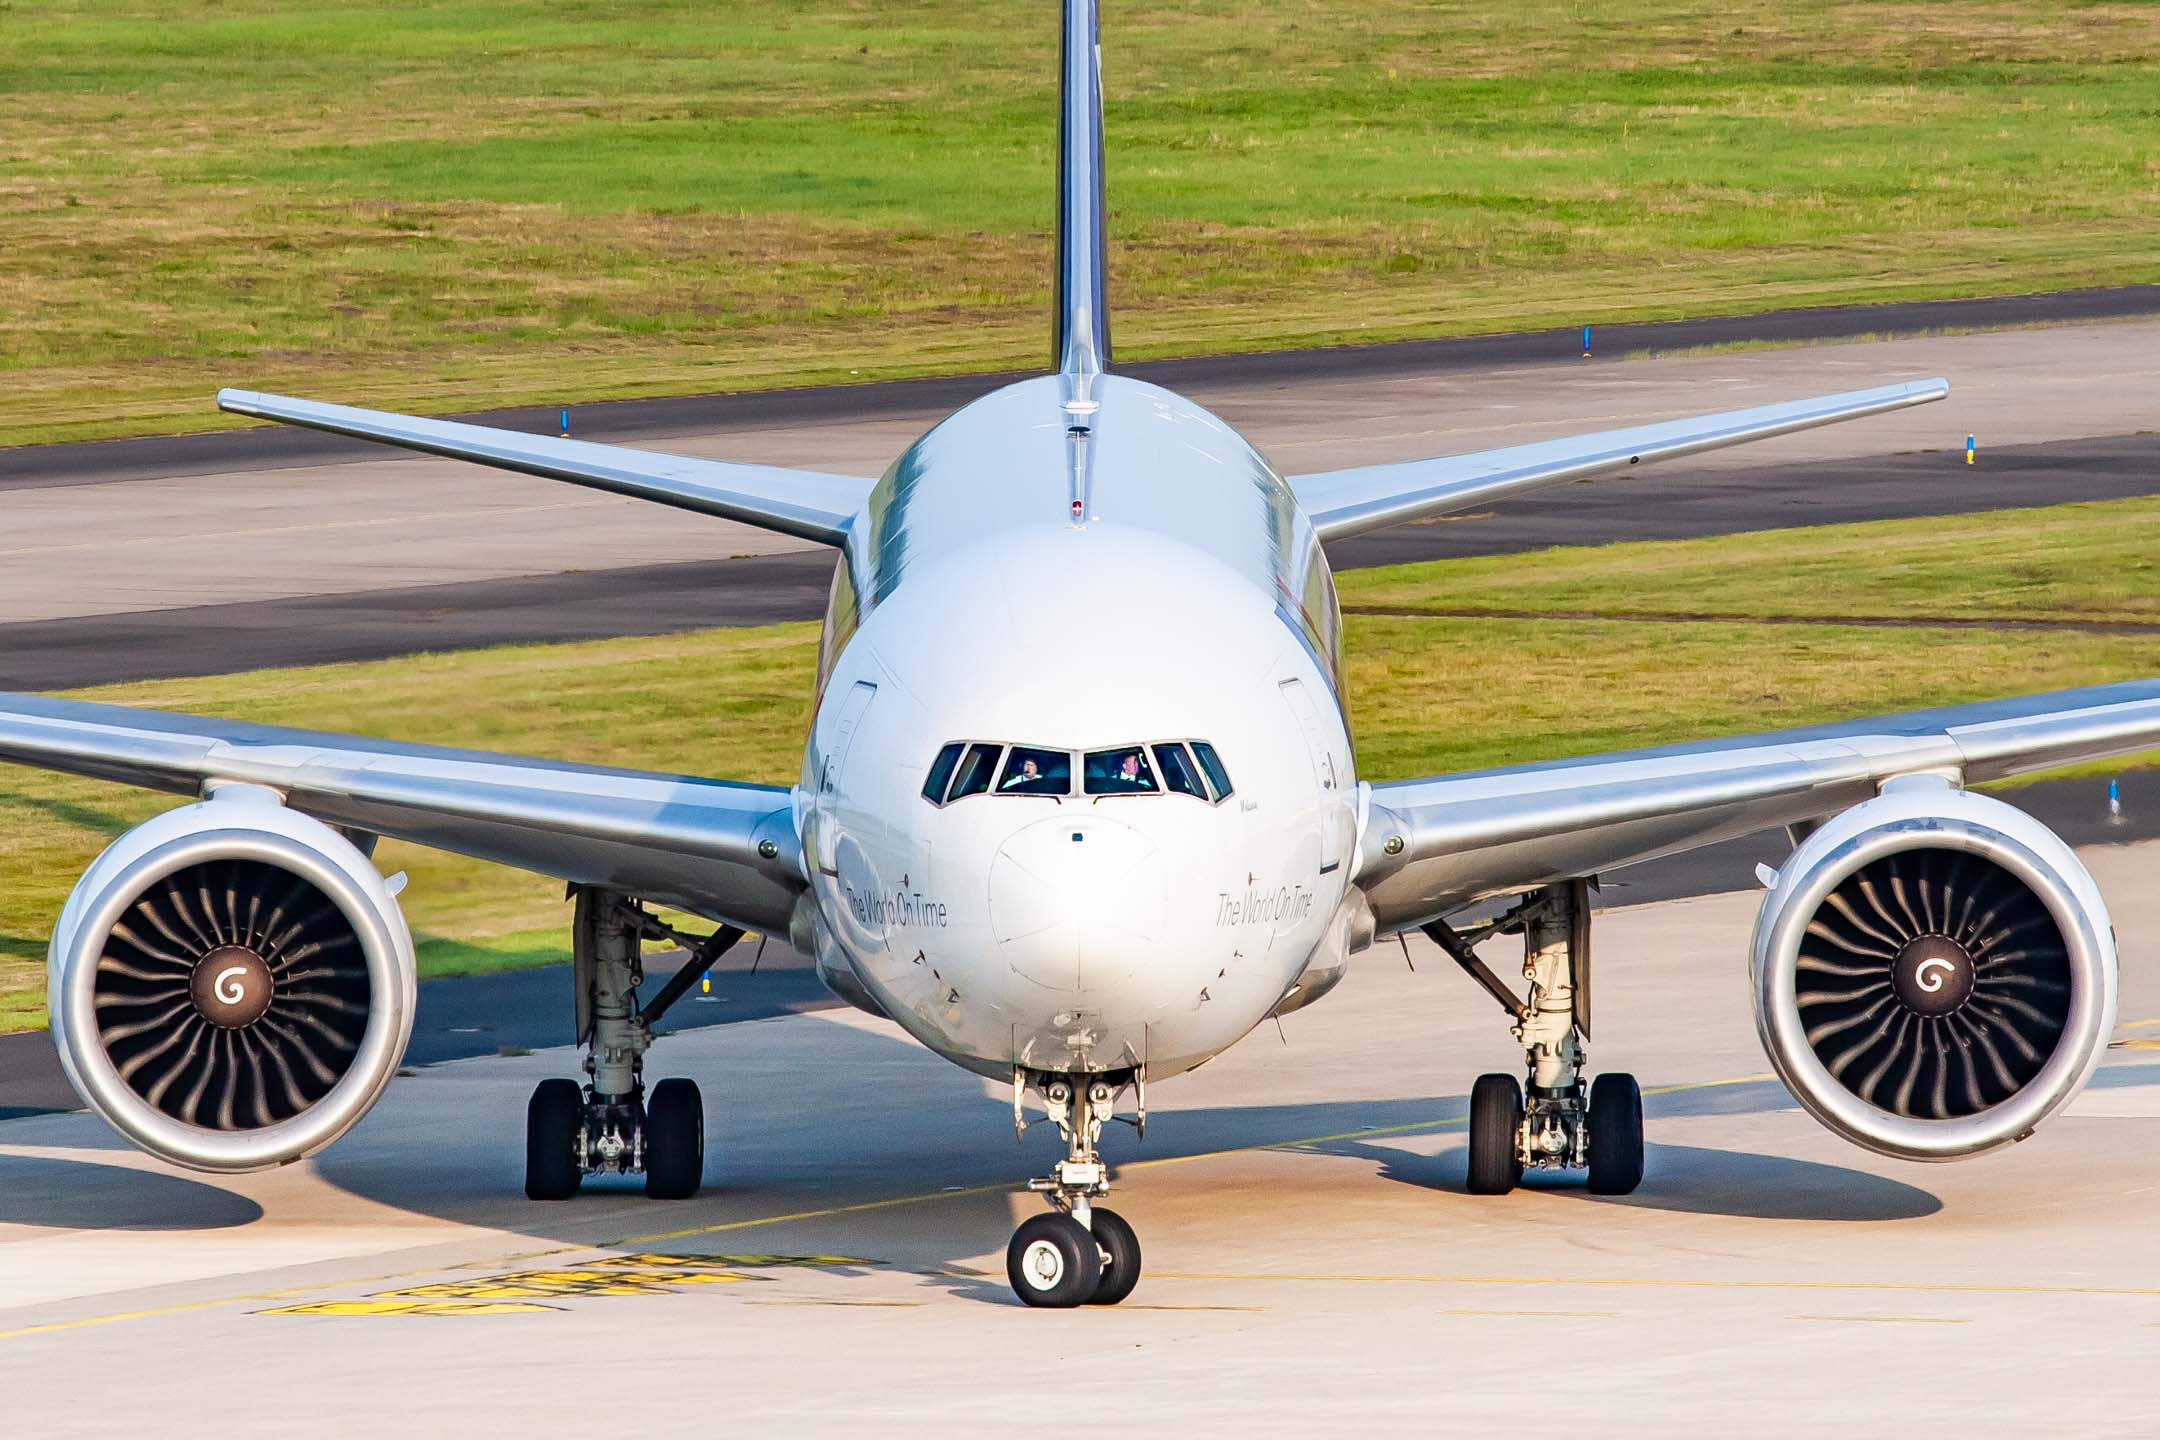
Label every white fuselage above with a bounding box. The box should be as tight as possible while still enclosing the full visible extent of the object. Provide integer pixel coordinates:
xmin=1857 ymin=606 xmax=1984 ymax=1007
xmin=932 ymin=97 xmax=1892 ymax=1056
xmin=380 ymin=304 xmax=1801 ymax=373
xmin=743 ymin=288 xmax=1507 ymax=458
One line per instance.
xmin=795 ymin=374 xmax=1363 ymax=1082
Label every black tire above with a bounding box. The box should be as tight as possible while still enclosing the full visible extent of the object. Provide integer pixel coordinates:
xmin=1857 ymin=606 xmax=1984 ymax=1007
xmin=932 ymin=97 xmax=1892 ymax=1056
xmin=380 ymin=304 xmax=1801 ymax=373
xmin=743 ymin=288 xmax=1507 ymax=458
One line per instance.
xmin=1587 ymin=1071 xmax=1644 ymax=1196
xmin=1086 ymin=1207 xmax=1142 ymax=1306
xmin=1006 ymin=1213 xmax=1102 ymax=1308
xmin=1467 ymin=1072 xmax=1524 ymax=1195
xmin=644 ymin=1077 xmax=705 ymax=1200
xmin=525 ymin=1078 xmax=584 ymax=1201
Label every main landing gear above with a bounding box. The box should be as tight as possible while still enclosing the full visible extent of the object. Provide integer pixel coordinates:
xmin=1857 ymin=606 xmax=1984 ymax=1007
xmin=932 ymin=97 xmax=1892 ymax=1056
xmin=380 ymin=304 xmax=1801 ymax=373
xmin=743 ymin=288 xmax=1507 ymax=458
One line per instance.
xmin=1004 ymin=1072 xmax=1144 ymax=1308
xmin=525 ymin=887 xmax=742 ymax=1202
xmin=1425 ymin=878 xmax=1645 ymax=1197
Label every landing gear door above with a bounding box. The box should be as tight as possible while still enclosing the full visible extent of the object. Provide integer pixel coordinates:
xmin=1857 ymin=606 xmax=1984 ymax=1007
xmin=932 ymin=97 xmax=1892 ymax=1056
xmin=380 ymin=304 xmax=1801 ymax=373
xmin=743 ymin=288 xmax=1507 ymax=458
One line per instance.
xmin=1278 ymin=678 xmax=1343 ymax=874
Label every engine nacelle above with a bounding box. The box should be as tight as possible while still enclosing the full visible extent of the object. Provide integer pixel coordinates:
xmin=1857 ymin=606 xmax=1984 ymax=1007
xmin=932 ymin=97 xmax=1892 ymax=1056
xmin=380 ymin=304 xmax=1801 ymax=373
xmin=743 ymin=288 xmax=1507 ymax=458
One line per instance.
xmin=47 ymin=786 xmax=416 ymax=1172
xmin=1752 ymin=778 xmax=2116 ymax=1161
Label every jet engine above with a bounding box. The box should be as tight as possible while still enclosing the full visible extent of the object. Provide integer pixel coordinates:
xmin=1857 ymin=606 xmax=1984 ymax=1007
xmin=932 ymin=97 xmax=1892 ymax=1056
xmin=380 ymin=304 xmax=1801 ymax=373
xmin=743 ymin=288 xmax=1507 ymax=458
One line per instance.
xmin=47 ymin=786 xmax=416 ymax=1171
xmin=1751 ymin=778 xmax=2116 ymax=1161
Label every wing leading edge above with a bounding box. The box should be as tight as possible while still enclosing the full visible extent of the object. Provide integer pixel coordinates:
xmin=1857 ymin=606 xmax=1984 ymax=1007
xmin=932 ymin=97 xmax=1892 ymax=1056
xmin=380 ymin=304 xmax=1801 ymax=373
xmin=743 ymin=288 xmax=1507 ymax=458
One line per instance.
xmin=1356 ymin=679 xmax=2160 ymax=933
xmin=217 ymin=389 xmax=872 ymax=547
xmin=0 ymin=692 xmax=805 ymax=936
xmin=1291 ymin=378 xmax=1948 ymax=542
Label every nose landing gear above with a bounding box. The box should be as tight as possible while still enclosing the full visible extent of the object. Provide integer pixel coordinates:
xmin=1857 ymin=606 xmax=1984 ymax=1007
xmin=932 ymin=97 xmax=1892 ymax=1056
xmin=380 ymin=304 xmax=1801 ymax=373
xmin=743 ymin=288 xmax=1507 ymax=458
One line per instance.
xmin=1005 ymin=1072 xmax=1144 ymax=1307
xmin=1428 ymin=879 xmax=1645 ymax=1196
xmin=524 ymin=888 xmax=738 ymax=1201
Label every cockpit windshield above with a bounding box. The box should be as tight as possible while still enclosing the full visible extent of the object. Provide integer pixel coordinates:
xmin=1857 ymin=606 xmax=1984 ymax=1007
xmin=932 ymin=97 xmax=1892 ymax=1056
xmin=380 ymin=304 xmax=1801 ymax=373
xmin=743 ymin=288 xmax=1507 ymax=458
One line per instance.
xmin=1152 ymin=743 xmax=1207 ymax=799
xmin=998 ymin=746 xmax=1072 ymax=796
xmin=946 ymin=742 xmax=1003 ymax=801
xmin=1083 ymin=747 xmax=1157 ymax=795
xmin=924 ymin=739 xmax=1230 ymax=805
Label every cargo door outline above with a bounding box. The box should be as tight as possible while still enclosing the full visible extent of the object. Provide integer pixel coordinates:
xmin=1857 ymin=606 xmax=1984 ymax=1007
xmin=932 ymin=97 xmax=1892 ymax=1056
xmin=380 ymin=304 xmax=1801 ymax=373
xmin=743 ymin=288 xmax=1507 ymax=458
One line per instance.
xmin=1279 ymin=677 xmax=1343 ymax=875
xmin=816 ymin=681 xmax=878 ymax=877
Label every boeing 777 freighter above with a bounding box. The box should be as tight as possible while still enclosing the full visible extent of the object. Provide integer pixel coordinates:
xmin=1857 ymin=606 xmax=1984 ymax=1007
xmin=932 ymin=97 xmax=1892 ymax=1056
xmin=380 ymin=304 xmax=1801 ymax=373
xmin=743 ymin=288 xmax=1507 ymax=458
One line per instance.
xmin=2 ymin=1 xmax=2146 ymax=1306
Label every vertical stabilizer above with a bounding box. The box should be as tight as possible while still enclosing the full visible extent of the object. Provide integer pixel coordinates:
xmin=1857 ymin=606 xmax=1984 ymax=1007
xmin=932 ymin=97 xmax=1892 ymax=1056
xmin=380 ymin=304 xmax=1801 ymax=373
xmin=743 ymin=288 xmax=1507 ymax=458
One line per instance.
xmin=1055 ymin=0 xmax=1110 ymax=379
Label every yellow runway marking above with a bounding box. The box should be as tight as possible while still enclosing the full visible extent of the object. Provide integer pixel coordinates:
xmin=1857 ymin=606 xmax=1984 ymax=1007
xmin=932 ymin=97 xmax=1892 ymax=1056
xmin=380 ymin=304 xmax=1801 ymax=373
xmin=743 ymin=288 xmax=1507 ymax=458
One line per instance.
xmin=380 ymin=1267 xmax=756 ymax=1301
xmin=1792 ymin=1314 xmax=1970 ymax=1325
xmin=255 ymin=1300 xmax=560 ymax=1317
xmin=580 ymin=1251 xmax=874 ymax=1271
xmin=0 ymin=1290 xmax=318 ymax=1342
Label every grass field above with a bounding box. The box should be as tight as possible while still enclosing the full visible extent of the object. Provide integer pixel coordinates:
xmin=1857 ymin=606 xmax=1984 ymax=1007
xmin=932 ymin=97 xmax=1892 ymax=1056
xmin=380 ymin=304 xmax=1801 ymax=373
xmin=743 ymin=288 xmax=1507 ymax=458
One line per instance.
xmin=5 ymin=1 xmax=2160 ymax=444
xmin=5 ymin=492 xmax=2160 ymax=1031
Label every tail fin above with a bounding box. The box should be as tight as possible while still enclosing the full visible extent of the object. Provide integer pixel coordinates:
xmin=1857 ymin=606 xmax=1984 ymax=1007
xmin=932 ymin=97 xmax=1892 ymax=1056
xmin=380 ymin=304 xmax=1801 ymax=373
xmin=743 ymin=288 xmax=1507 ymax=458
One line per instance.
xmin=1054 ymin=0 xmax=1109 ymax=379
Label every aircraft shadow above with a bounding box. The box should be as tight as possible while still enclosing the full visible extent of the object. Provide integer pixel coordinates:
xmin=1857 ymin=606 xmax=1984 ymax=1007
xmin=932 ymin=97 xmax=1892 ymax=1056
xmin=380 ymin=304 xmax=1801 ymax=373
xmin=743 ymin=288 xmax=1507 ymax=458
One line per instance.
xmin=0 ymin=1153 xmax=264 ymax=1231
xmin=1338 ymin=1138 xmax=1939 ymax=1221
xmin=0 ymin=1017 xmax=1959 ymax=1284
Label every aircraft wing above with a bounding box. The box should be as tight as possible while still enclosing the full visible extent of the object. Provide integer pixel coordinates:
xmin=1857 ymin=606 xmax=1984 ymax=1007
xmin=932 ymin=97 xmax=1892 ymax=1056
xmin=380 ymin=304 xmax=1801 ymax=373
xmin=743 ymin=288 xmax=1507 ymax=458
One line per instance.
xmin=0 ymin=692 xmax=805 ymax=935
xmin=1290 ymin=379 xmax=1947 ymax=542
xmin=218 ymin=389 xmax=872 ymax=547
xmin=1356 ymin=679 xmax=2160 ymax=933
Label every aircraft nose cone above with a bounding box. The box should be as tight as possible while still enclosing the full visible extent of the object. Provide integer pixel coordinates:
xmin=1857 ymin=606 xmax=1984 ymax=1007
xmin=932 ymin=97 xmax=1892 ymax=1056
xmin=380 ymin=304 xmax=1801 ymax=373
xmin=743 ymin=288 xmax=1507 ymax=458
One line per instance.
xmin=990 ymin=816 xmax=1164 ymax=995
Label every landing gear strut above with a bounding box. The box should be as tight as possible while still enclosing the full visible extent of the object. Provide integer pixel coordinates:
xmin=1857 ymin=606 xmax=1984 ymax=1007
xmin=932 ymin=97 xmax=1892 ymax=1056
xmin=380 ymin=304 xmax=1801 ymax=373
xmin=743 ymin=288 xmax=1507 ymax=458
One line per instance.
xmin=524 ymin=887 xmax=738 ymax=1201
xmin=1005 ymin=1071 xmax=1143 ymax=1307
xmin=1426 ymin=878 xmax=1644 ymax=1196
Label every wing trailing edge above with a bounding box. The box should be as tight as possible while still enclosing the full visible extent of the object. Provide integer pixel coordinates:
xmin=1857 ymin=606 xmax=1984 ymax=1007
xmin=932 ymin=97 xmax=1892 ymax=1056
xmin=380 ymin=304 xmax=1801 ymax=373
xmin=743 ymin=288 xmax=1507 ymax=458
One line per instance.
xmin=1291 ymin=378 xmax=1949 ymax=541
xmin=217 ymin=389 xmax=872 ymax=547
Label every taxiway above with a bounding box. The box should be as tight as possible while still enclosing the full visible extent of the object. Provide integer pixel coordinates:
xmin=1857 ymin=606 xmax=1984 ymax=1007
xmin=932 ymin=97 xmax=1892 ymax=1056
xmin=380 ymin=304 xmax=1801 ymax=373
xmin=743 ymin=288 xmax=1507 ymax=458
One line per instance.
xmin=2 ymin=844 xmax=2158 ymax=1433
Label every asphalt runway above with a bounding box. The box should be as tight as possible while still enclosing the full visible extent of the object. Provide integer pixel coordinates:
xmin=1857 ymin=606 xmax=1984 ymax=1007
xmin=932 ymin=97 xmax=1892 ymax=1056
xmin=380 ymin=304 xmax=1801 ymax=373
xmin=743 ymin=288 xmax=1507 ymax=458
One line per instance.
xmin=3 ymin=301 xmax=2157 ymax=687
xmin=4 ymin=844 xmax=2159 ymax=1434
xmin=6 ymin=427 xmax=2158 ymax=690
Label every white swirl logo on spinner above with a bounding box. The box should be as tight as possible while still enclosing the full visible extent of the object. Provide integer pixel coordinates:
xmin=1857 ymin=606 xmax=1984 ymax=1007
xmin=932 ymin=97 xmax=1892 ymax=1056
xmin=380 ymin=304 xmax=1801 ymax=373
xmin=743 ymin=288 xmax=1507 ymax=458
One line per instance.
xmin=1914 ymin=955 xmax=1958 ymax=993
xmin=1889 ymin=935 xmax=1975 ymax=1016
xmin=189 ymin=946 xmax=276 ymax=1029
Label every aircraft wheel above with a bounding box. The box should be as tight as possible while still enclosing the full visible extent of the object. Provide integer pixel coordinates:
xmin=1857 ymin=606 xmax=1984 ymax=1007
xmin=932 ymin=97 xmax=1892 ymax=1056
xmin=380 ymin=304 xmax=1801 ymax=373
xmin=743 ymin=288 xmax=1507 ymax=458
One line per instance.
xmin=525 ymin=1078 xmax=584 ymax=1201
xmin=644 ymin=1077 xmax=705 ymax=1200
xmin=1467 ymin=1072 xmax=1525 ymax=1195
xmin=1586 ymin=1071 xmax=1644 ymax=1195
xmin=1007 ymin=1213 xmax=1102 ymax=1308
xmin=1086 ymin=1207 xmax=1142 ymax=1306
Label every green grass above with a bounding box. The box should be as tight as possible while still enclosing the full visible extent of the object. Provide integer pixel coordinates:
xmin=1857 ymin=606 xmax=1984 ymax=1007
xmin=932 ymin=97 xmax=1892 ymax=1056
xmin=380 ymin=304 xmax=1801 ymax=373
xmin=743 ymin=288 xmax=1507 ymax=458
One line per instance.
xmin=5 ymin=1 xmax=2160 ymax=443
xmin=1336 ymin=492 xmax=2160 ymax=623
xmin=6 ymin=491 xmax=2160 ymax=1031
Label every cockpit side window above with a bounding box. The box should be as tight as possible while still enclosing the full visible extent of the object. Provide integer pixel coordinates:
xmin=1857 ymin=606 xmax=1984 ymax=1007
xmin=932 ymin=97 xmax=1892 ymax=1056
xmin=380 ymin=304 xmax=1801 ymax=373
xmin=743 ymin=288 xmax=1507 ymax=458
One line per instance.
xmin=1190 ymin=741 xmax=1234 ymax=803
xmin=1083 ymin=746 xmax=1158 ymax=795
xmin=947 ymin=742 xmax=1003 ymax=801
xmin=1152 ymin=743 xmax=1208 ymax=800
xmin=922 ymin=741 xmax=965 ymax=804
xmin=998 ymin=745 xmax=1072 ymax=796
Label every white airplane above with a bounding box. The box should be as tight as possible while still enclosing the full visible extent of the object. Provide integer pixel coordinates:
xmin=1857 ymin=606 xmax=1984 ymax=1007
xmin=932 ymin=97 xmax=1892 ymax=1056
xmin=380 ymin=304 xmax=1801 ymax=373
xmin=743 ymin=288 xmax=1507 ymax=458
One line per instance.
xmin=2 ymin=0 xmax=2148 ymax=1309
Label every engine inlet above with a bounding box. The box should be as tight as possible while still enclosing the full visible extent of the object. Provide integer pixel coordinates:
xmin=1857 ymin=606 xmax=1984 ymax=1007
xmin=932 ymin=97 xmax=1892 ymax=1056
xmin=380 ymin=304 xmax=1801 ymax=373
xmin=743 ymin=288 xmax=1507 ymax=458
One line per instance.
xmin=93 ymin=858 xmax=372 ymax=1131
xmin=1795 ymin=850 xmax=2070 ymax=1121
